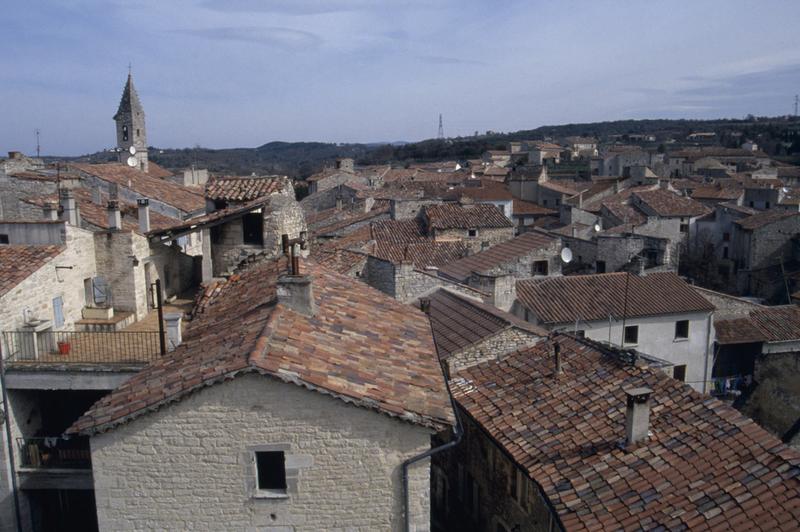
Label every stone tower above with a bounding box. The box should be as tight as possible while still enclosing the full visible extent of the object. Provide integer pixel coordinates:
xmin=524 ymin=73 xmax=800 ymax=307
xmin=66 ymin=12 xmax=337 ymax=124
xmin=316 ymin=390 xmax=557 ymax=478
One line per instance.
xmin=113 ymin=72 xmax=149 ymax=172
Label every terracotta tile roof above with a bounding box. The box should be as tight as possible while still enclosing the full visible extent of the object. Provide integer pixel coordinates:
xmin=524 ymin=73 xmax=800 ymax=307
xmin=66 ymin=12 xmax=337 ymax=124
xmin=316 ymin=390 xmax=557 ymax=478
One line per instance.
xmin=373 ymin=241 xmax=468 ymax=268
xmin=70 ymin=163 xmax=205 ymax=213
xmin=516 ymin=272 xmax=714 ymax=324
xmin=306 ymin=168 xmax=354 ymax=182
xmin=513 ymin=199 xmax=556 ymax=216
xmin=690 ymin=183 xmax=743 ymax=201
xmin=456 ymin=181 xmax=513 ymax=201
xmin=371 ymin=218 xmax=428 ymax=244
xmin=632 ymin=189 xmax=710 ymax=217
xmin=313 ymin=225 xmax=374 ymax=254
xmin=146 ymin=197 xmax=268 ymax=238
xmin=68 ymin=258 xmax=454 ymax=435
xmin=24 ymin=188 xmax=180 ymax=235
xmin=735 ymin=209 xmax=800 ymax=230
xmin=306 ymin=200 xmax=389 ymax=230
xmin=427 ymin=289 xmax=545 ymax=359
xmin=313 ymin=204 xmax=390 ymax=237
xmin=312 ymin=248 xmax=367 ymax=275
xmin=714 ymin=317 xmax=768 ymax=345
xmin=380 ymin=168 xmax=419 ymax=183
xmin=453 ymin=336 xmax=800 ymax=531
xmin=205 ymin=176 xmax=289 ymax=202
xmin=0 ymin=245 xmax=64 ymax=297
xmin=602 ymin=201 xmax=647 ymax=226
xmin=749 ymin=306 xmax=800 ymax=343
xmin=146 ymin=161 xmax=173 ymax=179
xmin=439 ymin=231 xmax=557 ymax=282
xmin=424 ymin=203 xmax=513 ymax=230
xmin=539 ymin=180 xmax=584 ymax=195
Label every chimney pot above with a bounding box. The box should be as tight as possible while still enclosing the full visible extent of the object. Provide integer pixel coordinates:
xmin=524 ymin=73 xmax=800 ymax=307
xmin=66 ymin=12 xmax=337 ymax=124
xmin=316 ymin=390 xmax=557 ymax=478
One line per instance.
xmin=277 ymin=274 xmax=317 ymax=316
xmin=107 ymin=200 xmax=122 ymax=230
xmin=137 ymin=197 xmax=151 ymax=233
xmin=624 ymin=386 xmax=653 ymax=445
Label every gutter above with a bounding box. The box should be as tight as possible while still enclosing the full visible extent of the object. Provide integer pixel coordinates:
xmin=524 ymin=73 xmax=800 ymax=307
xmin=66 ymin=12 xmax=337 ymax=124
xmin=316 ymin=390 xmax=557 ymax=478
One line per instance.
xmin=401 ymin=350 xmax=463 ymax=532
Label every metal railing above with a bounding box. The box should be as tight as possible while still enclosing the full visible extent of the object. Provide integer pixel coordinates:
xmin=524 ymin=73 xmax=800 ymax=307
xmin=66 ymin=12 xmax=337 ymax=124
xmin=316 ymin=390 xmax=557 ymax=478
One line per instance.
xmin=2 ymin=330 xmax=164 ymax=365
xmin=17 ymin=437 xmax=91 ymax=469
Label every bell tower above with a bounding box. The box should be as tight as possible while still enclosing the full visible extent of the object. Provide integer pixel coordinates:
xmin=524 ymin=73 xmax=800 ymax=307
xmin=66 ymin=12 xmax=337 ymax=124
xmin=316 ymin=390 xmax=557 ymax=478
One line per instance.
xmin=113 ymin=71 xmax=149 ymax=172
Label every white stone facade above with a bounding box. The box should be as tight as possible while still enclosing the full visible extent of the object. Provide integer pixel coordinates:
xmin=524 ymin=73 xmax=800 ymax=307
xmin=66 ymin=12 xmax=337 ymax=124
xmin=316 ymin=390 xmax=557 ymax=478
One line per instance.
xmin=90 ymin=374 xmax=434 ymax=531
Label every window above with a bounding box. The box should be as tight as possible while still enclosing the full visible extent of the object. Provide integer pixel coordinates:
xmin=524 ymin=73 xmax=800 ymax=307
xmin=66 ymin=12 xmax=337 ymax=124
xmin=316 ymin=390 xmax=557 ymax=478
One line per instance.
xmin=624 ymin=325 xmax=638 ymax=345
xmin=255 ymin=451 xmax=286 ymax=493
xmin=542 ymin=199 xmax=549 ymax=206
xmin=722 ymin=232 xmax=730 ymax=242
xmin=0 ymin=234 xmax=8 ymax=245
xmin=675 ymin=320 xmax=689 ymax=340
xmin=555 ymin=198 xmax=561 ymax=206
xmin=680 ymin=222 xmax=689 ymax=233
xmin=136 ymin=128 xmax=140 ymax=137
xmin=765 ymin=201 xmax=770 ymax=209
xmin=468 ymin=228 xmax=477 ymax=238
xmin=723 ymin=246 xmax=729 ymax=259
xmin=673 ymin=364 xmax=687 ymax=382
xmin=533 ymin=260 xmax=549 ymax=276
xmin=52 ymin=296 xmax=64 ymax=327
xmin=596 ymin=260 xmax=606 ymax=273
xmin=122 ymin=125 xmax=129 ymax=141
xmin=242 ymin=213 xmax=264 ymax=245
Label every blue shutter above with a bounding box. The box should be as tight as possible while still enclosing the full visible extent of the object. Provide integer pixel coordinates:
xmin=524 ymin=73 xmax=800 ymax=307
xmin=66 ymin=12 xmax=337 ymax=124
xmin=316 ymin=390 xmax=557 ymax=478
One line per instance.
xmin=52 ymin=296 xmax=64 ymax=327
xmin=92 ymin=277 xmax=108 ymax=306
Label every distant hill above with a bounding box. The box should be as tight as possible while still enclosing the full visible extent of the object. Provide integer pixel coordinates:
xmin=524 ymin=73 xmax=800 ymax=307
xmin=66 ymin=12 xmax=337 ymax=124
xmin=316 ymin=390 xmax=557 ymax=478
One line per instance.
xmin=71 ymin=115 xmax=800 ymax=178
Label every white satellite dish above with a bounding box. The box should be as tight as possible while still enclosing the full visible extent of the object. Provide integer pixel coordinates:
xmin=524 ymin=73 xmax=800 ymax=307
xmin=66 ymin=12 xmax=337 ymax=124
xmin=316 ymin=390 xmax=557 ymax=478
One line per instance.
xmin=594 ymin=222 xmax=602 ymax=232
xmin=126 ymin=156 xmax=138 ymax=168
xmin=781 ymin=187 xmax=789 ymax=194
xmin=560 ymin=247 xmax=573 ymax=264
xmin=129 ymin=145 xmax=137 ymax=155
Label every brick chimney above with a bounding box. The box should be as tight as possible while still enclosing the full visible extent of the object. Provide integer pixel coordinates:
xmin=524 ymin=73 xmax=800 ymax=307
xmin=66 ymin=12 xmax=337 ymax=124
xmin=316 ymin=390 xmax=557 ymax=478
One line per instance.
xmin=624 ymin=386 xmax=653 ymax=445
xmin=137 ymin=198 xmax=151 ymax=233
xmin=58 ymin=188 xmax=79 ymax=226
xmin=107 ymin=200 xmax=122 ymax=230
xmin=277 ymin=273 xmax=316 ymax=317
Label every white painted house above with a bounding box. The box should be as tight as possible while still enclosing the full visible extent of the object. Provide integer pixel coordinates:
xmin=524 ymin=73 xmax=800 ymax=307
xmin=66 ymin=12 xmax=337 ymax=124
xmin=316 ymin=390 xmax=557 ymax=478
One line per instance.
xmin=513 ymin=272 xmax=716 ymax=392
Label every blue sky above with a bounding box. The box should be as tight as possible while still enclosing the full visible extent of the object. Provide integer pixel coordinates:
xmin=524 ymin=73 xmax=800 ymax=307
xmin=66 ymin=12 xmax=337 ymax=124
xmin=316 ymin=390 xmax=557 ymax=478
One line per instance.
xmin=2 ymin=0 xmax=800 ymax=155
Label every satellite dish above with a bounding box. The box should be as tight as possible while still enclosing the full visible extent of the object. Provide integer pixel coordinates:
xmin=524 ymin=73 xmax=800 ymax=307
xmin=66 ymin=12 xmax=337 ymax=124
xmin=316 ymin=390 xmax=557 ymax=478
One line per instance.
xmin=126 ymin=156 xmax=138 ymax=168
xmin=594 ymin=222 xmax=602 ymax=232
xmin=560 ymin=247 xmax=573 ymax=264
xmin=781 ymin=187 xmax=789 ymax=194
xmin=129 ymin=145 xmax=137 ymax=155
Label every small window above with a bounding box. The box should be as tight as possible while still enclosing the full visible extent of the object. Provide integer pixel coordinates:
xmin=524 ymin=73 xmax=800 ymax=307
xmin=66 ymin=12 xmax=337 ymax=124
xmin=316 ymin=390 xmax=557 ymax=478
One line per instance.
xmin=542 ymin=199 xmax=549 ymax=206
xmin=0 ymin=234 xmax=8 ymax=245
xmin=680 ymin=223 xmax=689 ymax=233
xmin=533 ymin=260 xmax=549 ymax=276
xmin=596 ymin=260 xmax=606 ymax=273
xmin=675 ymin=320 xmax=689 ymax=339
xmin=624 ymin=325 xmax=638 ymax=345
xmin=136 ymin=128 xmax=140 ymax=137
xmin=765 ymin=201 xmax=770 ymax=209
xmin=255 ymin=451 xmax=286 ymax=492
xmin=52 ymin=296 xmax=65 ymax=328
xmin=242 ymin=213 xmax=264 ymax=245
xmin=673 ymin=364 xmax=687 ymax=382
xmin=468 ymin=228 xmax=477 ymax=238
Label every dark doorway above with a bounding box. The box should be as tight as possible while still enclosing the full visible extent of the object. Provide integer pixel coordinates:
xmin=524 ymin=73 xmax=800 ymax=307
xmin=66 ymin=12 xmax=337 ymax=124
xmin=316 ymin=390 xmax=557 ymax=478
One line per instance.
xmin=27 ymin=489 xmax=98 ymax=532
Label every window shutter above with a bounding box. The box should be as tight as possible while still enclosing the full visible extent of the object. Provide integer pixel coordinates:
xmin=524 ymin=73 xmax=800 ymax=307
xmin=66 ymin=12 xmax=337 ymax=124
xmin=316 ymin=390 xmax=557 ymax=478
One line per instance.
xmin=52 ymin=296 xmax=64 ymax=327
xmin=92 ymin=277 xmax=109 ymax=306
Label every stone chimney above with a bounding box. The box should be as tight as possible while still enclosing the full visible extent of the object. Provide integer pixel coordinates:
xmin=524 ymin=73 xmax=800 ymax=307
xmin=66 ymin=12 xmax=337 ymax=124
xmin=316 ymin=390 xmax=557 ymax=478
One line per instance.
xmin=58 ymin=188 xmax=79 ymax=226
xmin=107 ymin=200 xmax=122 ymax=230
xmin=553 ymin=341 xmax=562 ymax=376
xmin=335 ymin=195 xmax=343 ymax=211
xmin=624 ymin=386 xmax=653 ymax=445
xmin=419 ymin=297 xmax=431 ymax=314
xmin=277 ymin=274 xmax=317 ymax=316
xmin=137 ymin=198 xmax=151 ymax=233
xmin=42 ymin=202 xmax=59 ymax=221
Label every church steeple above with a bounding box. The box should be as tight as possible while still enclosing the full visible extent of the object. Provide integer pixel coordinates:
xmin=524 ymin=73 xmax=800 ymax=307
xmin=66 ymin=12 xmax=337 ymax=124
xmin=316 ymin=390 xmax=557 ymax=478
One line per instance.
xmin=114 ymin=71 xmax=148 ymax=172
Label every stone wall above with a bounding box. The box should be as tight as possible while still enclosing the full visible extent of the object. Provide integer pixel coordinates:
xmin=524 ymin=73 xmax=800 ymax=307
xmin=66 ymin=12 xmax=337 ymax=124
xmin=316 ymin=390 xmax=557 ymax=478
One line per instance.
xmin=0 ymin=225 xmax=98 ymax=332
xmin=433 ymin=227 xmax=514 ymax=253
xmin=0 ymin=175 xmax=57 ymax=220
xmin=432 ymin=412 xmax=560 ymax=531
xmin=693 ymin=287 xmax=763 ymax=320
xmin=740 ymin=348 xmax=800 ymax=441
xmin=93 ymin=231 xmax=152 ymax=319
xmin=90 ymin=374 xmax=434 ymax=531
xmin=391 ymin=199 xmax=441 ymax=221
xmin=446 ymin=328 xmax=543 ymax=374
xmin=0 ymin=222 xmax=64 ymax=245
xmin=396 ymin=266 xmax=486 ymax=304
xmin=364 ymin=256 xmax=398 ymax=298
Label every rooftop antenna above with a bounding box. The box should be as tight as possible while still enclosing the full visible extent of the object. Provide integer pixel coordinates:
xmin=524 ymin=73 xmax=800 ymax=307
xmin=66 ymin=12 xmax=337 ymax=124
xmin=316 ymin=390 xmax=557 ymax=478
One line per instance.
xmin=795 ymin=95 xmax=799 ymax=118
xmin=437 ymin=113 xmax=444 ymax=140
xmin=35 ymin=129 xmax=40 ymax=158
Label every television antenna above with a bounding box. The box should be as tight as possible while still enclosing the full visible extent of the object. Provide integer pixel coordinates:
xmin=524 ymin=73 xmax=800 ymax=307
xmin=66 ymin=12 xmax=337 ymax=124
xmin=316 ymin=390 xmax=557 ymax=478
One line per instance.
xmin=126 ymin=156 xmax=138 ymax=168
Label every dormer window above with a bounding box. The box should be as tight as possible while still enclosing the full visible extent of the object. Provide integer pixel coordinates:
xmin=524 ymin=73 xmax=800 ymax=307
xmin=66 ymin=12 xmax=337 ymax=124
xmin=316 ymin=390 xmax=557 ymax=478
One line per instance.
xmin=122 ymin=125 xmax=129 ymax=141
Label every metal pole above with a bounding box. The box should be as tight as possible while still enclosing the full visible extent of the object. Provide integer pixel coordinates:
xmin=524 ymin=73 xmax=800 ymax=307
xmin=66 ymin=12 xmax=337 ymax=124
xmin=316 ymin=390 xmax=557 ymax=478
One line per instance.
xmin=0 ymin=338 xmax=24 ymax=532
xmin=155 ymin=279 xmax=166 ymax=357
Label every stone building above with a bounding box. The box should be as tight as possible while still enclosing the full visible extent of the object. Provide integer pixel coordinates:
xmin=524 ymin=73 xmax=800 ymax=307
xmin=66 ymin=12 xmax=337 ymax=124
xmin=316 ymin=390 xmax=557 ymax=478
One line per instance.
xmin=422 ymin=203 xmax=514 ymax=252
xmin=434 ymin=335 xmax=800 ymax=531
xmin=424 ymin=288 xmax=545 ymax=374
xmin=513 ymin=272 xmax=715 ymax=392
xmin=67 ymin=258 xmax=455 ymax=531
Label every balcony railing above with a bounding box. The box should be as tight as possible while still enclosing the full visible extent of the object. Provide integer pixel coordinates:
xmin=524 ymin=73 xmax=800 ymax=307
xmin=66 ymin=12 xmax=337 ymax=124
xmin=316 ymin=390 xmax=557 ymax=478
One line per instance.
xmin=17 ymin=437 xmax=91 ymax=469
xmin=2 ymin=330 xmax=164 ymax=366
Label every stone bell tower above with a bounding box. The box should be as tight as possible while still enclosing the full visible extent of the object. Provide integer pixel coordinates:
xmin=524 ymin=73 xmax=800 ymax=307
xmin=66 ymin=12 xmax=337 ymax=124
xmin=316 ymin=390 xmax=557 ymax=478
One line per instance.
xmin=113 ymin=71 xmax=149 ymax=172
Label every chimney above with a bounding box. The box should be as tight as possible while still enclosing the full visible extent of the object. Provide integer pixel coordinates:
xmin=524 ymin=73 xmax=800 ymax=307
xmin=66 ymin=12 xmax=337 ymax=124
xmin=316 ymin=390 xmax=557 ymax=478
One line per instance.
xmin=624 ymin=387 xmax=653 ymax=445
xmin=335 ymin=195 xmax=343 ymax=211
xmin=419 ymin=297 xmax=431 ymax=314
xmin=137 ymin=198 xmax=151 ymax=233
xmin=364 ymin=196 xmax=375 ymax=213
xmin=277 ymin=273 xmax=317 ymax=317
xmin=659 ymin=178 xmax=669 ymax=190
xmin=553 ymin=341 xmax=562 ymax=376
xmin=164 ymin=313 xmax=183 ymax=351
xmin=42 ymin=202 xmax=59 ymax=221
xmin=58 ymin=188 xmax=79 ymax=226
xmin=107 ymin=200 xmax=122 ymax=230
